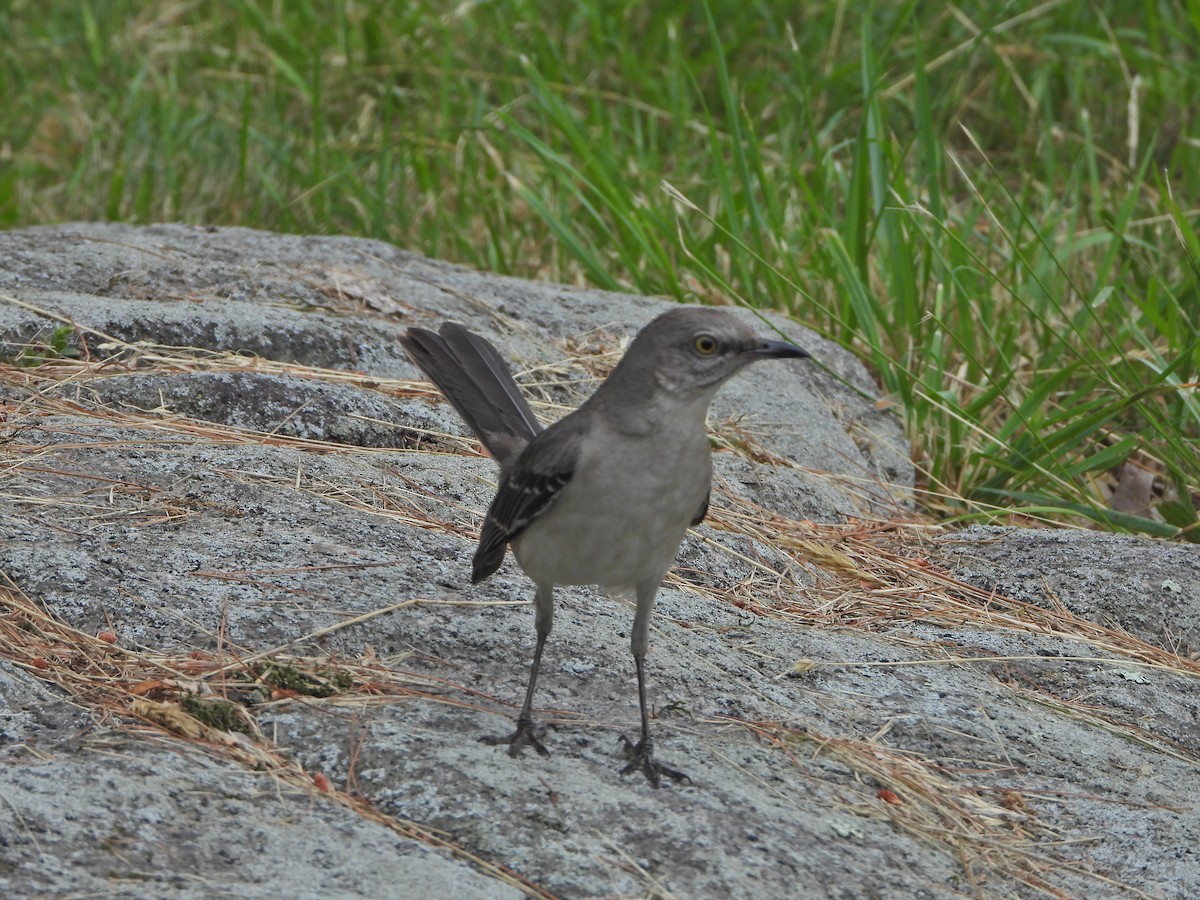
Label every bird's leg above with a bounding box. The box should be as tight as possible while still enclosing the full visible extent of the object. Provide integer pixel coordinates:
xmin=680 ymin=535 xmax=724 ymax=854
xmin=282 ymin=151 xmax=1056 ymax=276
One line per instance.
xmin=619 ymin=653 xmax=691 ymax=788
xmin=483 ymin=629 xmax=550 ymax=756
xmin=483 ymin=587 xmax=553 ymax=757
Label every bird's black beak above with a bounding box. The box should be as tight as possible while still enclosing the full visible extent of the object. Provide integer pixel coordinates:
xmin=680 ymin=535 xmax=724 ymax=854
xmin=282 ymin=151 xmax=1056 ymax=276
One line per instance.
xmin=748 ymin=338 xmax=812 ymax=361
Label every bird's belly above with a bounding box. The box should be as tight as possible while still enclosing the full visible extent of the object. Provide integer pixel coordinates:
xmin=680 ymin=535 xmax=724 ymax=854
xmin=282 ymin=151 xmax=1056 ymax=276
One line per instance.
xmin=512 ymin=440 xmax=710 ymax=590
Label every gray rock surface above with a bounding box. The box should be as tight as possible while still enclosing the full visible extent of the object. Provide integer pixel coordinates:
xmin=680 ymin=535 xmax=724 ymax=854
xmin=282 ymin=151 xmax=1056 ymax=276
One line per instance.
xmin=935 ymin=525 xmax=1200 ymax=655
xmin=0 ymin=663 xmax=520 ymax=900
xmin=0 ymin=223 xmax=1197 ymax=898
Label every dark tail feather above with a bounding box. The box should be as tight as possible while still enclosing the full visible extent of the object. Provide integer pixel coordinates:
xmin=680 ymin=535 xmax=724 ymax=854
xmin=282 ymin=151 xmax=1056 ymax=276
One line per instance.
xmin=400 ymin=323 xmax=541 ymax=469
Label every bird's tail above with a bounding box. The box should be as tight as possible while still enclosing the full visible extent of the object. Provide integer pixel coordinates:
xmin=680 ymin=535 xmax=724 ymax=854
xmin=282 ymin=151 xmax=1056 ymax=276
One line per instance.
xmin=400 ymin=323 xmax=541 ymax=470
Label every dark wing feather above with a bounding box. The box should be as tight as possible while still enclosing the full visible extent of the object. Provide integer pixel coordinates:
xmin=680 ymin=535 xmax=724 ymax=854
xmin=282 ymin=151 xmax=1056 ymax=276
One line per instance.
xmin=690 ymin=489 xmax=710 ymax=527
xmin=471 ymin=422 xmax=582 ymax=584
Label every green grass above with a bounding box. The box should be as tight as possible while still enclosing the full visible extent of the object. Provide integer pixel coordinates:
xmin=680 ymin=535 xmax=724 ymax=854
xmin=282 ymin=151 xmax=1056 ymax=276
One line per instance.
xmin=2 ymin=0 xmax=1198 ymax=537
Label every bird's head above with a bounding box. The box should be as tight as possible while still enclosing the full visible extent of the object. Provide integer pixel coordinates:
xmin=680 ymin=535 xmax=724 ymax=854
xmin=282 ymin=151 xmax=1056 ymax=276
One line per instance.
xmin=616 ymin=307 xmax=811 ymax=397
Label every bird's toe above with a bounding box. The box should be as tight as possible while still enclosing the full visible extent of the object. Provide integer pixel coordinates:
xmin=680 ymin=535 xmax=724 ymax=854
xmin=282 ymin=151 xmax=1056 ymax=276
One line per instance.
xmin=618 ymin=734 xmax=691 ymax=788
xmin=482 ymin=715 xmax=551 ymax=758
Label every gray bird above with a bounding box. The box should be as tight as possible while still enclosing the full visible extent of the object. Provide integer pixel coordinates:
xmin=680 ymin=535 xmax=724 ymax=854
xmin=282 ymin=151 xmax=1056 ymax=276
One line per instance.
xmin=400 ymin=307 xmax=811 ymax=786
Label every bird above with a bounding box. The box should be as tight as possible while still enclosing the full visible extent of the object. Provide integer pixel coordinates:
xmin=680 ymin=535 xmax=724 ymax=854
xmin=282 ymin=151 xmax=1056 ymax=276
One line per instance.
xmin=400 ymin=306 xmax=811 ymax=786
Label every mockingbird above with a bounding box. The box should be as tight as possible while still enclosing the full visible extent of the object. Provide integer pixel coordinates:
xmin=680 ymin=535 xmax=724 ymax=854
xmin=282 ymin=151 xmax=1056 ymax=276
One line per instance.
xmin=400 ymin=307 xmax=810 ymax=787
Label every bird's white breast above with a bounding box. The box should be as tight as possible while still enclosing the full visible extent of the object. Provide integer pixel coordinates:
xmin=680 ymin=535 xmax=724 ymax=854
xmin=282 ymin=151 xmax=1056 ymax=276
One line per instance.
xmin=512 ymin=403 xmax=712 ymax=591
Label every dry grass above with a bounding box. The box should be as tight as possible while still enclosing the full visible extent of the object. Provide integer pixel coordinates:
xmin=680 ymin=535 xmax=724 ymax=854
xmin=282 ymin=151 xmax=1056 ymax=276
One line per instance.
xmin=2 ymin=333 xmax=1196 ymax=898
xmin=0 ymin=567 xmax=554 ymax=897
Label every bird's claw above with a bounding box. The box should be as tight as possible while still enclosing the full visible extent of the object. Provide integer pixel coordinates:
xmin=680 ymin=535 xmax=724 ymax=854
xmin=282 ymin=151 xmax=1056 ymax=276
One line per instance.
xmin=618 ymin=734 xmax=691 ymax=788
xmin=482 ymin=715 xmax=550 ymax=758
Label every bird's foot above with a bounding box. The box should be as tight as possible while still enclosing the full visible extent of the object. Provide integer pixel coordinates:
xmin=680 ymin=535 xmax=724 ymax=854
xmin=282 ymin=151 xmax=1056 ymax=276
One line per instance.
xmin=618 ymin=734 xmax=691 ymax=788
xmin=482 ymin=715 xmax=550 ymax=758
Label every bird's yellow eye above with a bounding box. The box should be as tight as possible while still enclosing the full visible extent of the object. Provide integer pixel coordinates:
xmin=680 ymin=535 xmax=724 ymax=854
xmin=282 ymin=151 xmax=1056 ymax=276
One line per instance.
xmin=693 ymin=334 xmax=719 ymax=355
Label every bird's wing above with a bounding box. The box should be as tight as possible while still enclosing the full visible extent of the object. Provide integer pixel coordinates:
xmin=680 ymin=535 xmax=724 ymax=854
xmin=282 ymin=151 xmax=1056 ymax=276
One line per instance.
xmin=690 ymin=489 xmax=710 ymax=527
xmin=471 ymin=421 xmax=582 ymax=584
